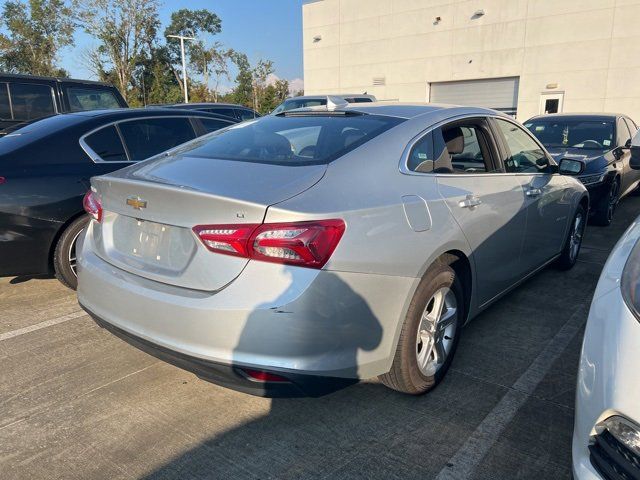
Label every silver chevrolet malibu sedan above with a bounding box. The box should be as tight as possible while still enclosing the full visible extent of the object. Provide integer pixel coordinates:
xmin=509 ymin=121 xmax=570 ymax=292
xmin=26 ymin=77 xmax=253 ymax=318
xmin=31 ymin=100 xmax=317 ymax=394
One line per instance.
xmin=77 ymin=101 xmax=589 ymax=397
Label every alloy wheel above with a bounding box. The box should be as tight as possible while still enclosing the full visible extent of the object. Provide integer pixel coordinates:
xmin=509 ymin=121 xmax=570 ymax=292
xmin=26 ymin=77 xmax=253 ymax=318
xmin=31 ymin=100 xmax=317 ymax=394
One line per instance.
xmin=416 ymin=287 xmax=458 ymax=377
xmin=68 ymin=230 xmax=82 ymax=278
xmin=569 ymin=212 xmax=584 ymax=262
xmin=607 ymin=181 xmax=619 ymax=223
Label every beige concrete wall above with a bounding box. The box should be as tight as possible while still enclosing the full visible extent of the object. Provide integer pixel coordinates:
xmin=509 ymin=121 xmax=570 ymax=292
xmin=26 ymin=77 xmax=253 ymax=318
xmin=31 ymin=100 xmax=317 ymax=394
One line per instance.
xmin=303 ymin=0 xmax=640 ymax=122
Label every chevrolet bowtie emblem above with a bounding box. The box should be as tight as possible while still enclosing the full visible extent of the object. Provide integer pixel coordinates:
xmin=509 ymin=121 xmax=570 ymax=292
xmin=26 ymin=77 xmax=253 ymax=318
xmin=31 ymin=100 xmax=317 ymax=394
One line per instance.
xmin=126 ymin=197 xmax=147 ymax=210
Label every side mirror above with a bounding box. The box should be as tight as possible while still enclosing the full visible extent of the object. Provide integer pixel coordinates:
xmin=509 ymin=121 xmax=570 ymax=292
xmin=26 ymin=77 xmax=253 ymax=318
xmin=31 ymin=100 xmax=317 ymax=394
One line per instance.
xmin=558 ymin=158 xmax=585 ymax=176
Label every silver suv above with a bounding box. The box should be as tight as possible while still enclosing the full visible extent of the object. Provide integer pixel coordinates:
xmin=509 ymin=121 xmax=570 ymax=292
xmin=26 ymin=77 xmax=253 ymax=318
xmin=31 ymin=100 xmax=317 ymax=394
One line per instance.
xmin=77 ymin=103 xmax=588 ymax=397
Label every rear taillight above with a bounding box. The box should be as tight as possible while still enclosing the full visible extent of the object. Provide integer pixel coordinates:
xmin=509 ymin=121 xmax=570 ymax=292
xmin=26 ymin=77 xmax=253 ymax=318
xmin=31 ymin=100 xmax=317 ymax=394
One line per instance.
xmin=83 ymin=190 xmax=103 ymax=223
xmin=193 ymin=219 xmax=345 ymax=269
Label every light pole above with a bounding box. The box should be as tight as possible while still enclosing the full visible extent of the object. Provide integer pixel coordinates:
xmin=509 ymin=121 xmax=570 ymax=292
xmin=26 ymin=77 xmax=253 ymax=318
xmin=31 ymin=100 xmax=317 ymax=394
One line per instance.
xmin=167 ymin=34 xmax=195 ymax=103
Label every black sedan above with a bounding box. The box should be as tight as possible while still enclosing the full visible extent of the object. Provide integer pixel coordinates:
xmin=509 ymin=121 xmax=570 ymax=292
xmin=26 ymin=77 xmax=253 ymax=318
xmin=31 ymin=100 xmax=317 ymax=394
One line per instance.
xmin=153 ymin=102 xmax=260 ymax=122
xmin=0 ymin=108 xmax=236 ymax=288
xmin=526 ymin=113 xmax=640 ymax=225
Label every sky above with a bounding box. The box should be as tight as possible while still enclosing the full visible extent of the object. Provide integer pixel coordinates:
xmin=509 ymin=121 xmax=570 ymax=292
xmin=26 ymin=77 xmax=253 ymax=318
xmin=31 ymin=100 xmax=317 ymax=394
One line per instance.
xmin=58 ymin=0 xmax=306 ymax=92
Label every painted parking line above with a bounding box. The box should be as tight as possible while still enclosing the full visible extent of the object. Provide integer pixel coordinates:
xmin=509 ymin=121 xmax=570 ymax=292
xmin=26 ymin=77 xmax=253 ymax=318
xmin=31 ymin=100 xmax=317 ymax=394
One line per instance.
xmin=435 ymin=304 xmax=587 ymax=480
xmin=0 ymin=310 xmax=87 ymax=342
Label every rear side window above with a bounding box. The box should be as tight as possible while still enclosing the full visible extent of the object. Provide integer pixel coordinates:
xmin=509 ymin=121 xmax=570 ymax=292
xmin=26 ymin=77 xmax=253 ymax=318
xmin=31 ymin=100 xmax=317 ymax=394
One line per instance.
xmin=408 ymin=132 xmax=434 ymax=172
xmin=352 ymin=98 xmax=373 ymax=103
xmin=0 ymin=83 xmax=10 ymax=119
xmin=175 ymin=114 xmax=404 ymax=165
xmin=9 ymin=83 xmax=56 ymax=120
xmin=67 ymin=87 xmax=121 ymax=112
xmin=199 ymin=117 xmax=233 ymax=133
xmin=84 ymin=125 xmax=128 ymax=161
xmin=118 ymin=117 xmax=196 ymax=160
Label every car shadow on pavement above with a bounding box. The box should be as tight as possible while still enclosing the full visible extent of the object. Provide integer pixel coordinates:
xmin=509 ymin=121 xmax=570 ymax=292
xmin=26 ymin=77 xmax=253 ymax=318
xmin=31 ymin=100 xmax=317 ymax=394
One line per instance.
xmin=139 ymin=270 xmax=407 ymax=480
xmin=9 ymin=273 xmax=53 ymax=284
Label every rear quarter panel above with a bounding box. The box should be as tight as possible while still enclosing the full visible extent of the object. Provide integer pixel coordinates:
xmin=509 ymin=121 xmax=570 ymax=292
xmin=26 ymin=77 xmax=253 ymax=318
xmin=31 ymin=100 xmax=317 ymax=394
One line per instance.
xmin=0 ymin=132 xmax=122 ymax=276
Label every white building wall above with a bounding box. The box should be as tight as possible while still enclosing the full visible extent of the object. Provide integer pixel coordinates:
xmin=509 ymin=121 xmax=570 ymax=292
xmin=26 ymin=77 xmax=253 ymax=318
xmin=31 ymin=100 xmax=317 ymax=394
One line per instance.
xmin=303 ymin=0 xmax=640 ymax=121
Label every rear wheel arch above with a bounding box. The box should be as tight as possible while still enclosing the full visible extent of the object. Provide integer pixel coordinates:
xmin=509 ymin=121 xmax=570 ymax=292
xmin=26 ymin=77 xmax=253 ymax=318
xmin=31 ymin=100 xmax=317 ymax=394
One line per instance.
xmin=48 ymin=210 xmax=87 ymax=271
xmin=439 ymin=251 xmax=472 ymax=324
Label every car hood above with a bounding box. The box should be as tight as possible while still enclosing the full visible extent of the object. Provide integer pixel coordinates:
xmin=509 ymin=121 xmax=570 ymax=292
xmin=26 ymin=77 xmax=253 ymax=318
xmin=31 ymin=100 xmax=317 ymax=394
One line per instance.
xmin=546 ymin=147 xmax=611 ymax=174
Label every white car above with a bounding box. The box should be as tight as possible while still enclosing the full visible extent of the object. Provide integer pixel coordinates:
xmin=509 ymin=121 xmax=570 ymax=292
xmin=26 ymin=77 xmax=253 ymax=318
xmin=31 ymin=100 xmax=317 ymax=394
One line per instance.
xmin=573 ymin=218 xmax=640 ymax=479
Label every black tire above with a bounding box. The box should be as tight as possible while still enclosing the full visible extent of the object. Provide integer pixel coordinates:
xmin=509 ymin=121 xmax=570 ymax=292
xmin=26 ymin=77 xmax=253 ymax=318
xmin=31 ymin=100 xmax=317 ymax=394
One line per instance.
xmin=379 ymin=257 xmax=464 ymax=395
xmin=592 ymin=178 xmax=619 ymax=226
xmin=53 ymin=215 xmax=89 ymax=290
xmin=556 ymin=204 xmax=587 ymax=270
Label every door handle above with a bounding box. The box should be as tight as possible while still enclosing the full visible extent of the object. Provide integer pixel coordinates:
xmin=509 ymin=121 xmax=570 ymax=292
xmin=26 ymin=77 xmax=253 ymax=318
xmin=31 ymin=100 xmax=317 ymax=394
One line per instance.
xmin=526 ymin=188 xmax=542 ymax=197
xmin=458 ymin=194 xmax=482 ymax=209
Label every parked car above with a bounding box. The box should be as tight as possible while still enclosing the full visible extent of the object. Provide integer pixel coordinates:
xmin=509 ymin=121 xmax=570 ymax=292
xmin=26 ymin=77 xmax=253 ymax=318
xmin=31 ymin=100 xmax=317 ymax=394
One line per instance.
xmin=573 ymin=217 xmax=640 ymax=480
xmin=157 ymin=102 xmax=260 ymax=122
xmin=77 ymin=103 xmax=588 ymax=397
xmin=525 ymin=113 xmax=640 ymax=226
xmin=0 ymin=73 xmax=127 ymax=133
xmin=271 ymin=94 xmax=376 ymax=114
xmin=0 ymin=108 xmax=237 ymax=289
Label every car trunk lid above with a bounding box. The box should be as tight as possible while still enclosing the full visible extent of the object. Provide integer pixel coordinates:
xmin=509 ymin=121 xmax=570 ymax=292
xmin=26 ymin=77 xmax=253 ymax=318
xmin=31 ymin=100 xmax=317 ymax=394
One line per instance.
xmin=89 ymin=155 xmax=326 ymax=291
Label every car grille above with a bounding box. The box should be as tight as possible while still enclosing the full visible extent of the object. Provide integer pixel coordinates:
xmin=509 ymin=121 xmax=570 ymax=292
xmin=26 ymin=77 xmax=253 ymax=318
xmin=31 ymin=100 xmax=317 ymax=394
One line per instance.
xmin=589 ymin=430 xmax=640 ymax=480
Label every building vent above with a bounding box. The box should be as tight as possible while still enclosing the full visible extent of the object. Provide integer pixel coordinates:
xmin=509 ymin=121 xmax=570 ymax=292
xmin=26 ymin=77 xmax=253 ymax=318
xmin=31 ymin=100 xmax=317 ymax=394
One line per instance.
xmin=372 ymin=76 xmax=386 ymax=86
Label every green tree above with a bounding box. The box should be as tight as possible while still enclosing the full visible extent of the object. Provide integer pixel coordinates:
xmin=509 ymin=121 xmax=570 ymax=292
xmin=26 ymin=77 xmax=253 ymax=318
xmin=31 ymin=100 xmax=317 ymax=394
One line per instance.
xmin=164 ymin=8 xmax=222 ymax=99
xmin=230 ymin=52 xmax=253 ymax=107
xmin=0 ymin=0 xmax=75 ymax=76
xmin=74 ymin=0 xmax=160 ymax=102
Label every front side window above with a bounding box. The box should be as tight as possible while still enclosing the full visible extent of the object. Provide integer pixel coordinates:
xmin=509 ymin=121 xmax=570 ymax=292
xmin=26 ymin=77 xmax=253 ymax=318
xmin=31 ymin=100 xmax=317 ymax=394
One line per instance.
xmin=84 ymin=125 xmax=128 ymax=161
xmin=237 ymin=109 xmax=257 ymax=121
xmin=617 ymin=117 xmax=632 ymax=148
xmin=0 ymin=83 xmax=11 ymax=119
xmin=173 ymin=114 xmax=404 ymax=166
xmin=67 ymin=87 xmax=121 ymax=112
xmin=118 ymin=117 xmax=196 ymax=160
xmin=206 ymin=107 xmax=237 ymax=119
xmin=525 ymin=119 xmax=615 ymax=151
xmin=9 ymin=83 xmax=56 ymax=120
xmin=496 ymin=119 xmax=550 ymax=173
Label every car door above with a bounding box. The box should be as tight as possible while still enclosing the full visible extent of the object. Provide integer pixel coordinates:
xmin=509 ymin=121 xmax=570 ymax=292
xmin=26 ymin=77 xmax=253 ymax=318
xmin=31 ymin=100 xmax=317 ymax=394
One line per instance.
xmin=493 ymin=117 xmax=571 ymax=272
xmin=430 ymin=117 xmax=528 ymax=306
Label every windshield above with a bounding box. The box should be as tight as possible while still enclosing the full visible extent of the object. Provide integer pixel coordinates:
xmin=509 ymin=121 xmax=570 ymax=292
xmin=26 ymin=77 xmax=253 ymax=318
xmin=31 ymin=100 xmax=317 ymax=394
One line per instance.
xmin=525 ymin=119 xmax=615 ymax=151
xmin=171 ymin=114 xmax=405 ymax=165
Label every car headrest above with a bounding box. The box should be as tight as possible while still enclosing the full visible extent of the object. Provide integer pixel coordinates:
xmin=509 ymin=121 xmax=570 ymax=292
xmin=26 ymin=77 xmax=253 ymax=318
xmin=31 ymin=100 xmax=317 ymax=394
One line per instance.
xmin=443 ymin=127 xmax=464 ymax=155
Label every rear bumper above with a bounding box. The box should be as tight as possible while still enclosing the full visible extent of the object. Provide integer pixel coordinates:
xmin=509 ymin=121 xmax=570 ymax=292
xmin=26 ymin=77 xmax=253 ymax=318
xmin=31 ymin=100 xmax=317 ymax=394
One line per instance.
xmin=77 ymin=224 xmax=417 ymax=395
xmin=84 ymin=305 xmax=355 ymax=397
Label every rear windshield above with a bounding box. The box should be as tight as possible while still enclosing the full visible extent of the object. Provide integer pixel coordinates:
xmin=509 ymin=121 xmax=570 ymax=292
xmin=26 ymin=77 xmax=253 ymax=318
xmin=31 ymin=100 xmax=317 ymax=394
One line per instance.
xmin=525 ymin=119 xmax=615 ymax=151
xmin=173 ymin=114 xmax=405 ymax=165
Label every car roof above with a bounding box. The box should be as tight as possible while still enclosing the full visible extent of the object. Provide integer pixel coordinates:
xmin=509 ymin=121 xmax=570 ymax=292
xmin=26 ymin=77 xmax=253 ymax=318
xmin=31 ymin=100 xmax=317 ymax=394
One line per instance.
xmin=0 ymin=72 xmax=116 ymax=87
xmin=527 ymin=113 xmax=622 ymax=122
xmin=287 ymin=102 xmax=500 ymax=120
xmin=287 ymin=94 xmax=375 ymax=101
xmin=169 ymin=102 xmax=253 ymax=108
xmin=64 ymin=107 xmax=236 ymax=119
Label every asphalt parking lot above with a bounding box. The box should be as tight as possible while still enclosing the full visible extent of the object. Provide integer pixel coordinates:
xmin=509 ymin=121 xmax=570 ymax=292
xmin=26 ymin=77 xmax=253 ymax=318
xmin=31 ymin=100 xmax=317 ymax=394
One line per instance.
xmin=1 ymin=197 xmax=638 ymax=480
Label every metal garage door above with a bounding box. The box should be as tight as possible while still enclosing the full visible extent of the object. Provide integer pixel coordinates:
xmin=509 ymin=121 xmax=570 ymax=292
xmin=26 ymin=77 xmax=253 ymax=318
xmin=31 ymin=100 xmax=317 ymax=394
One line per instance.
xmin=430 ymin=77 xmax=519 ymax=116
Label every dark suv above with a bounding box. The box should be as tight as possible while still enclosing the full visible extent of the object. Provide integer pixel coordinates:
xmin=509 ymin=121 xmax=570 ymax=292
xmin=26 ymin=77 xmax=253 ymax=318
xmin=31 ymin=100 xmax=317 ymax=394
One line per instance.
xmin=0 ymin=73 xmax=127 ymax=132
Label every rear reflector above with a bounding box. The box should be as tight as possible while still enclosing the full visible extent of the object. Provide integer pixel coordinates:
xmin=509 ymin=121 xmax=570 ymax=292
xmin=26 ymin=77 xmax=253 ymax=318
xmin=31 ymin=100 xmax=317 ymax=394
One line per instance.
xmin=83 ymin=190 xmax=103 ymax=223
xmin=241 ymin=369 xmax=290 ymax=383
xmin=193 ymin=219 xmax=345 ymax=269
